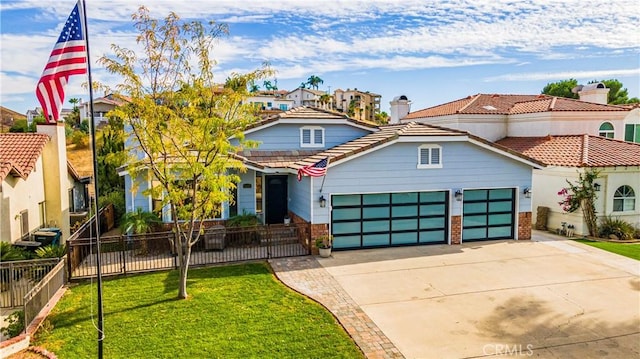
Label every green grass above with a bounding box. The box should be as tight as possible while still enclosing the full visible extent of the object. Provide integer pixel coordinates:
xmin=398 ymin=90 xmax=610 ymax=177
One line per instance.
xmin=34 ymin=263 xmax=364 ymax=358
xmin=573 ymin=239 xmax=640 ymax=260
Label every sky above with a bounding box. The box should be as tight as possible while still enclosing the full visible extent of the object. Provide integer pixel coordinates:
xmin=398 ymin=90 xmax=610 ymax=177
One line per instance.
xmin=1 ymin=0 xmax=639 ymax=116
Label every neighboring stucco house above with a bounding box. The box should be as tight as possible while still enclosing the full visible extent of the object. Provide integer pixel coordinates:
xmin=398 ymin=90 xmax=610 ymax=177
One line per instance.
xmin=122 ymin=107 xmax=542 ymax=249
xmin=333 ymin=88 xmax=382 ymax=122
xmin=79 ymin=94 xmax=127 ymax=127
xmin=497 ymin=135 xmax=640 ymax=234
xmin=0 ymin=123 xmax=77 ymax=243
xmin=286 ymin=88 xmax=326 ymax=108
xmin=392 ymin=84 xmax=640 ymax=236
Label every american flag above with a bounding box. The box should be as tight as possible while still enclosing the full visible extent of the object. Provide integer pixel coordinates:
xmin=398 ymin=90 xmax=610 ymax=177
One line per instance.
xmin=297 ymin=157 xmax=329 ymax=181
xmin=36 ymin=2 xmax=87 ymax=123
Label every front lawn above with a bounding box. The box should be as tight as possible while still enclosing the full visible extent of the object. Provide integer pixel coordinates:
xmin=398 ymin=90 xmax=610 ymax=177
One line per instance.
xmin=33 ymin=263 xmax=363 ymax=358
xmin=573 ymin=239 xmax=640 ymax=260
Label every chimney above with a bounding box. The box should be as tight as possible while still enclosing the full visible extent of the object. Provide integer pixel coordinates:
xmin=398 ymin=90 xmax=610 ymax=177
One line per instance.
xmin=37 ymin=122 xmax=71 ymax=242
xmin=573 ymin=83 xmax=609 ymax=105
xmin=389 ymin=95 xmax=411 ymax=124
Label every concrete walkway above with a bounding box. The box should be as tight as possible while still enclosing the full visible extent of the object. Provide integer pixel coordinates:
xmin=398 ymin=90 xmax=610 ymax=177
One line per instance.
xmin=272 ymin=231 xmax=639 ymax=358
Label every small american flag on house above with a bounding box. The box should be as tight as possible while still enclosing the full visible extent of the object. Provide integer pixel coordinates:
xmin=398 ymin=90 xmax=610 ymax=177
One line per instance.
xmin=297 ymin=157 xmax=328 ymax=181
xmin=36 ymin=1 xmax=87 ymax=123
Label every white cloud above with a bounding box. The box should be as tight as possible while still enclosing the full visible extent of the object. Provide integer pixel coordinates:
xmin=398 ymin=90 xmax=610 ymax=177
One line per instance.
xmin=484 ymin=68 xmax=640 ymax=82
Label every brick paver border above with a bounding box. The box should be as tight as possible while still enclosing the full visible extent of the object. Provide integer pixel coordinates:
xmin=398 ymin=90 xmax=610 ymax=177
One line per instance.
xmin=269 ymin=256 xmax=404 ymax=359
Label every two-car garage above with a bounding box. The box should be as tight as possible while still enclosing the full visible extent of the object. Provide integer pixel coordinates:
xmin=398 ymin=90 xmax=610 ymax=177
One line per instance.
xmin=331 ymin=188 xmax=516 ymax=250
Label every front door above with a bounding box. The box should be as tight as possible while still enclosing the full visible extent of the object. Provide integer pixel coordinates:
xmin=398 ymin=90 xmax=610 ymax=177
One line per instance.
xmin=265 ymin=175 xmax=288 ymax=224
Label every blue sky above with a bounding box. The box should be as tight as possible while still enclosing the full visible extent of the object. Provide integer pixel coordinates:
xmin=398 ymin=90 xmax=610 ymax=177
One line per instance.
xmin=1 ymin=0 xmax=639 ymax=115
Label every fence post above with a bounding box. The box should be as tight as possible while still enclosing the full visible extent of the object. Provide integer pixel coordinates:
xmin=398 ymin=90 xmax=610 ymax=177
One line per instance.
xmin=120 ymin=235 xmax=127 ymax=275
xmin=66 ymin=243 xmax=73 ymax=280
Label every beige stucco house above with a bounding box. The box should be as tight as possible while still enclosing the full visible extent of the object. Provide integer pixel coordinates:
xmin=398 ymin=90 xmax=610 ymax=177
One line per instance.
xmin=0 ymin=123 xmax=77 ymax=243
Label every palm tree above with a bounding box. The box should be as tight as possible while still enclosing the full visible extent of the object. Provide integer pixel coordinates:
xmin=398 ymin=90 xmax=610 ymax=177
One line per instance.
xmin=249 ymin=82 xmax=259 ymax=93
xmin=263 ymin=80 xmax=274 ymax=91
xmin=319 ymin=94 xmax=332 ymax=109
xmin=299 ymin=82 xmax=306 ymax=89
xmin=69 ymin=97 xmax=80 ymax=110
xmin=121 ymin=208 xmax=161 ymax=234
xmin=306 ymin=75 xmax=323 ymax=90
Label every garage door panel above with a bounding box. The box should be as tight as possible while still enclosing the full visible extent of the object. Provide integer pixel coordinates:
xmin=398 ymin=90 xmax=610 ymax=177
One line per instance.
xmin=420 ymin=230 xmax=445 ymax=243
xmin=334 ymin=195 xmax=360 ymax=206
xmin=363 ymin=193 xmax=389 ymax=205
xmin=488 ymin=226 xmax=512 ymax=238
xmin=334 ymin=235 xmax=361 ymax=249
xmin=463 ymin=202 xmax=487 ymax=214
xmin=333 ymin=208 xmax=361 ymax=220
xmin=392 ymin=232 xmax=417 ymax=245
xmin=463 ymin=215 xmax=487 ymax=227
xmin=393 ymin=219 xmax=418 ymax=231
xmin=463 ymin=228 xmax=486 ymax=240
xmin=363 ymin=220 xmax=389 ymax=232
xmin=489 ymin=188 xmax=513 ymax=199
xmin=420 ymin=204 xmax=445 ymax=215
xmin=488 ymin=213 xmax=512 ymax=225
xmin=420 ymin=217 xmax=445 ymax=229
xmin=489 ymin=201 xmax=512 ymax=212
xmin=333 ymin=222 xmax=360 ymax=234
xmin=363 ymin=207 xmax=388 ymax=218
xmin=464 ymin=190 xmax=487 ymax=200
xmin=363 ymin=234 xmax=389 ymax=247
xmin=392 ymin=205 xmax=418 ymax=217
xmin=392 ymin=192 xmax=418 ymax=203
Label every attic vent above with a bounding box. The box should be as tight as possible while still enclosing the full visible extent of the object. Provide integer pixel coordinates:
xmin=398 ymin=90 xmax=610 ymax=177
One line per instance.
xmin=482 ymin=105 xmax=497 ymax=111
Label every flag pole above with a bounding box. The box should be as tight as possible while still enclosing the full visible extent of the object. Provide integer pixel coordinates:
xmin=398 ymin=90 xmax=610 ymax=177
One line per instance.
xmin=79 ymin=1 xmax=105 ymax=357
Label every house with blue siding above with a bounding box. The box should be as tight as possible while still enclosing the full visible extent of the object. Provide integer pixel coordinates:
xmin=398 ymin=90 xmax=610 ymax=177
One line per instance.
xmin=121 ymin=107 xmax=543 ymax=249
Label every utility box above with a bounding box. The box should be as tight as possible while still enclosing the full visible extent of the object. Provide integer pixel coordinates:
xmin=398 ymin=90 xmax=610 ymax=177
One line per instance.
xmin=33 ymin=228 xmax=62 ymax=246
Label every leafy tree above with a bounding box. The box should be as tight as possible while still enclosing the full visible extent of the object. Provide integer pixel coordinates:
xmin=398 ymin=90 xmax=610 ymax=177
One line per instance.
xmin=9 ymin=119 xmax=29 ymax=133
xmin=543 ymin=78 xmax=639 ymax=104
xmin=541 ymin=79 xmax=579 ymax=99
xmin=97 ymin=120 xmax=125 ymax=197
xmin=306 ymin=75 xmax=323 ymax=90
xmin=263 ymin=80 xmax=277 ymax=91
xmin=374 ymin=111 xmax=389 ymax=125
xmin=299 ymin=82 xmax=306 ymax=89
xmin=99 ymin=6 xmax=272 ymax=299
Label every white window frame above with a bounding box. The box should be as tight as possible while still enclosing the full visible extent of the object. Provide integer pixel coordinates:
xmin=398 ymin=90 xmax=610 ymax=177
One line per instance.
xmin=599 ymin=122 xmax=615 ymax=138
xmin=300 ymin=126 xmax=324 ymax=148
xmin=417 ymin=144 xmax=442 ymax=169
xmin=613 ymin=185 xmax=636 ymax=212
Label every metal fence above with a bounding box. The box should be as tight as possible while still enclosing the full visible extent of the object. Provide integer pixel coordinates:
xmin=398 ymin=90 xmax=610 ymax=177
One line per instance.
xmin=23 ymin=259 xmax=67 ymax=331
xmin=0 ymin=258 xmax=61 ymax=308
xmin=68 ymin=223 xmax=312 ymax=280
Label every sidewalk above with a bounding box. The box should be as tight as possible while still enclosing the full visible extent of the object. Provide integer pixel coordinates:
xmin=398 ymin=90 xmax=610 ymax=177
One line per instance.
xmin=269 ymin=256 xmax=404 ymax=359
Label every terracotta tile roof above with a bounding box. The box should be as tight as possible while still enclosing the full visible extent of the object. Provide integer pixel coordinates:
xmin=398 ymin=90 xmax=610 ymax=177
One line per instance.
xmin=0 ymin=133 xmax=49 ymax=181
xmin=244 ymin=106 xmax=378 ymax=132
xmin=496 ymin=135 xmax=640 ymax=167
xmin=406 ymin=94 xmax=629 ymax=119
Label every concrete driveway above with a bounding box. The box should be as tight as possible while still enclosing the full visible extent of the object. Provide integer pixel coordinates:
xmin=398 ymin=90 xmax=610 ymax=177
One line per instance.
xmin=317 ymin=232 xmax=640 ymax=358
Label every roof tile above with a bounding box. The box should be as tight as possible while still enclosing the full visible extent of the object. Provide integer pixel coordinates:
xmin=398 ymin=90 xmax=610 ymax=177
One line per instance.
xmin=0 ymin=133 xmax=49 ymax=181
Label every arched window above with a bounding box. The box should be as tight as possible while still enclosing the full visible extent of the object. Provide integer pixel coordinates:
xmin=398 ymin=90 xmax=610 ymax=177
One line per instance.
xmin=613 ymin=185 xmax=636 ymax=212
xmin=599 ymin=122 xmax=614 ymax=138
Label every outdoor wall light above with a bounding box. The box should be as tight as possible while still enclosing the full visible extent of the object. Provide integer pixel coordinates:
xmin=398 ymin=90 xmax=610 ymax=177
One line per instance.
xmin=523 ymin=187 xmax=531 ymax=198
xmin=593 ymin=183 xmax=601 ymax=192
xmin=319 ymin=195 xmax=327 ymax=208
xmin=454 ymin=190 xmax=463 ymax=201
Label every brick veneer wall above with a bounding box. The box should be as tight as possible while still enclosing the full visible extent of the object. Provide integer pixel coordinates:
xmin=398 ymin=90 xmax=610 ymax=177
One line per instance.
xmin=288 ymin=211 xmax=328 ymax=254
xmin=451 ymin=215 xmax=461 ymax=244
xmin=518 ymin=212 xmax=532 ymax=240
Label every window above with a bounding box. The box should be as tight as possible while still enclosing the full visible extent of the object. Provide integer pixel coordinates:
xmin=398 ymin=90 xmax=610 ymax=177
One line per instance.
xmin=279 ymin=104 xmax=288 ymax=111
xmin=300 ymin=126 xmax=324 ymax=147
xmin=255 ymin=173 xmax=263 ymax=214
xmin=20 ymin=210 xmax=29 ymax=238
xmin=625 ymin=124 xmax=640 ymax=143
xmin=599 ymin=122 xmax=614 ymax=138
xmin=69 ymin=189 xmax=76 ymax=212
xmin=613 ymin=185 xmax=636 ymax=212
xmin=417 ymin=145 xmax=442 ymax=168
xmin=39 ymin=201 xmax=46 ymax=227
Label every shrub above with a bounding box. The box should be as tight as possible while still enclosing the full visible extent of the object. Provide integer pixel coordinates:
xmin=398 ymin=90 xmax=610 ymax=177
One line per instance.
xmin=35 ymin=244 xmax=67 ymax=259
xmin=0 ymin=241 xmax=29 ymax=261
xmin=99 ymin=189 xmax=126 ymax=225
xmin=599 ymin=216 xmax=636 ymax=240
xmin=0 ymin=310 xmax=25 ymax=338
xmin=71 ymin=130 xmax=89 ymax=148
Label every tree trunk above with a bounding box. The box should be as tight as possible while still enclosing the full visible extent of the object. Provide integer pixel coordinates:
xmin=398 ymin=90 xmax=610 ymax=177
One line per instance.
xmin=177 ymin=240 xmax=192 ymax=299
xmin=582 ymin=199 xmax=598 ymax=237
